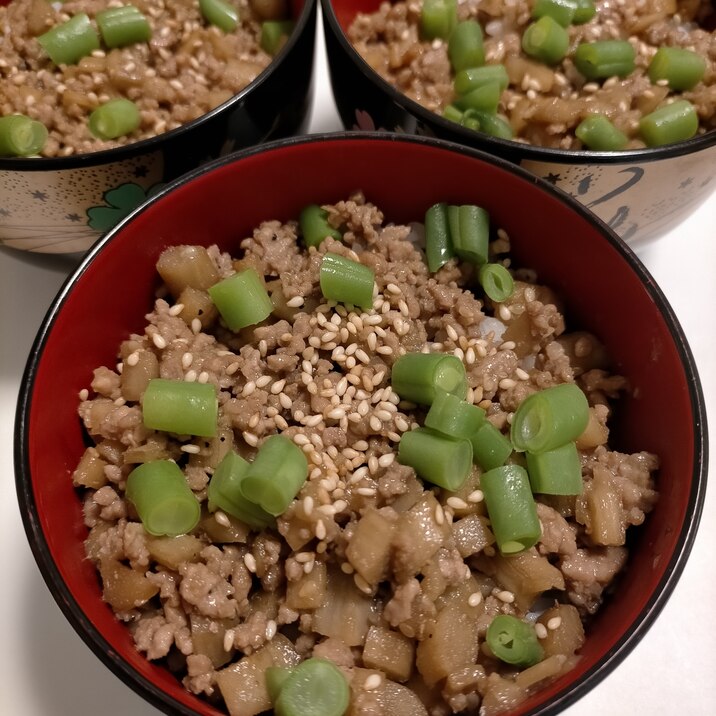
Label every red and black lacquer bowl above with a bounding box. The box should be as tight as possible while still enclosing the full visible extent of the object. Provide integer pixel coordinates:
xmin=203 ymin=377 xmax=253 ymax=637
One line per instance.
xmin=15 ymin=134 xmax=707 ymax=715
xmin=321 ymin=0 xmax=716 ymax=242
xmin=0 ymin=0 xmax=316 ymax=254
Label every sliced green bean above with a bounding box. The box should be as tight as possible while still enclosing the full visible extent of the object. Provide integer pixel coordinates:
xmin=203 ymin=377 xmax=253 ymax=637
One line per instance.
xmin=391 ymin=352 xmax=467 ymax=405
xmin=471 ymin=420 xmax=513 ymax=471
xmin=479 ymin=263 xmax=514 ymax=302
xmin=521 ymin=16 xmax=569 ymax=65
xmin=487 ymin=615 xmax=544 ymax=667
xmin=208 ymin=267 xmax=273 ymax=331
xmin=448 ymin=20 xmax=485 ymax=72
xmin=0 ymin=115 xmax=48 ymax=157
xmin=273 ymin=658 xmax=350 ymax=716
xmin=299 ymin=204 xmax=342 ymax=248
xmin=574 ymin=40 xmax=636 ymax=80
xmin=89 ymin=98 xmax=141 ymax=140
xmin=572 ymin=0 xmax=596 ymax=24
xmin=454 ymin=64 xmax=509 ymax=95
xmin=532 ymin=0 xmax=575 ymax=28
xmin=199 ymin=0 xmax=239 ymax=32
xmin=398 ymin=427 xmax=473 ymax=491
xmin=511 ymin=383 xmax=589 ymax=454
xmin=319 ymin=253 xmax=375 ymax=309
xmin=575 ymin=114 xmax=628 ymax=151
xmin=526 ymin=440 xmax=583 ymax=495
xmin=481 ymin=464 xmax=541 ymax=553
xmin=38 ymin=13 xmax=100 ymax=65
xmin=420 ymin=0 xmax=458 ymax=40
xmin=424 ymin=390 xmax=486 ymax=438
xmin=142 ymin=378 xmax=218 ymax=437
xmin=639 ymin=99 xmax=699 ymax=147
xmin=449 ymin=204 xmax=489 ymax=266
xmin=126 ymin=460 xmax=200 ymax=537
xmin=453 ymin=80 xmax=502 ymax=114
xmin=425 ymin=202 xmax=455 ymax=273
xmin=96 ymin=5 xmax=151 ymax=49
xmin=260 ymin=20 xmax=295 ymax=55
xmin=648 ymin=47 xmax=706 ymax=91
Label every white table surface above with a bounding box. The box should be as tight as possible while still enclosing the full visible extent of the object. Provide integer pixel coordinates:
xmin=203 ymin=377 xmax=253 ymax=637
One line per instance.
xmin=2 ymin=13 xmax=714 ymax=716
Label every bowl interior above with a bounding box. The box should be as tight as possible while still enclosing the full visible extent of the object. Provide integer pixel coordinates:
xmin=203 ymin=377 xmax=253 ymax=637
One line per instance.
xmin=18 ymin=135 xmax=704 ymax=715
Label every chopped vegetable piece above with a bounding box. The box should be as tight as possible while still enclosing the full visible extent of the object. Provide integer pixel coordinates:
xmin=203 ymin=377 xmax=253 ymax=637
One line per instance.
xmin=260 ymin=20 xmax=295 ymax=54
xmin=425 ymin=202 xmax=455 ymax=272
xmin=38 ymin=13 xmax=100 ymax=65
xmin=273 ymin=658 xmax=350 ymax=716
xmin=391 ymin=352 xmax=467 ymax=405
xmin=443 ymin=104 xmax=464 ymax=123
xmin=532 ymin=0 xmax=575 ymax=28
xmin=424 ymin=390 xmax=486 ymax=438
xmin=471 ymin=421 xmax=513 ymax=471
xmin=299 ymin=204 xmax=342 ymax=248
xmin=398 ymin=427 xmax=473 ymax=491
xmin=572 ymin=0 xmax=596 ymax=23
xmin=126 ymin=460 xmax=200 ymax=536
xmin=448 ymin=204 xmax=489 ymax=265
xmin=574 ymin=40 xmax=636 ymax=80
xmin=454 ymin=64 xmax=510 ymax=95
xmin=319 ymin=252 xmax=374 ymax=309
xmin=241 ymin=435 xmax=309 ymax=516
xmin=420 ymin=0 xmax=457 ymax=40
xmin=480 ymin=464 xmax=541 ymax=553
xmin=199 ymin=0 xmax=239 ymax=32
xmin=511 ymin=383 xmax=590 ymax=454
xmin=575 ymin=114 xmax=628 ymax=151
xmin=453 ymin=80 xmax=502 ymax=113
xmin=266 ymin=667 xmax=294 ymax=702
xmin=88 ymin=98 xmax=141 ymax=140
xmin=479 ymin=263 xmax=514 ymax=302
xmin=521 ymin=16 xmax=569 ymax=65
xmin=486 ymin=615 xmax=544 ymax=667
xmin=648 ymin=47 xmax=706 ymax=91
xmin=463 ymin=110 xmax=514 ymax=139
xmin=462 ymin=115 xmax=481 ymax=131
xmin=0 ymin=114 xmax=48 ymax=157
xmin=208 ymin=267 xmax=273 ymax=331
xmin=448 ymin=20 xmax=484 ymax=72
xmin=207 ymin=451 xmax=275 ymax=529
xmin=639 ymin=99 xmax=699 ymax=146
xmin=142 ymin=378 xmax=218 ymax=437
xmin=96 ymin=5 xmax=151 ymax=49
xmin=526 ymin=440 xmax=583 ymax=495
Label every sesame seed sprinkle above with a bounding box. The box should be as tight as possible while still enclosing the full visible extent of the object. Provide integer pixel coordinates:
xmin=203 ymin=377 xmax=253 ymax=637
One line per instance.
xmin=547 ymin=616 xmax=562 ymax=630
xmin=243 ymin=553 xmax=257 ymax=573
xmin=535 ymin=623 xmax=548 ymax=639
xmin=364 ymin=674 xmax=382 ymax=690
xmin=468 ymin=591 xmax=483 ymax=607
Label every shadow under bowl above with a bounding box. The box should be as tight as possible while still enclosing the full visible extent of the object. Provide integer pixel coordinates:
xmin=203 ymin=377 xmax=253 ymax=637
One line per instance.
xmin=16 ymin=133 xmax=707 ymax=715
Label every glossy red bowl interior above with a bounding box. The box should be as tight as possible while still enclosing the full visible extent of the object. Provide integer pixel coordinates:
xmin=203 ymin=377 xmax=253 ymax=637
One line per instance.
xmin=16 ymin=134 xmax=707 ymax=716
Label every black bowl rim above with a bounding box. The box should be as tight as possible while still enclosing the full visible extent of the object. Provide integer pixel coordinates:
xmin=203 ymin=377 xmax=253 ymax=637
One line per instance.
xmin=15 ymin=131 xmax=709 ymax=716
xmin=0 ymin=0 xmax=317 ymax=172
xmin=320 ymin=0 xmax=716 ymax=165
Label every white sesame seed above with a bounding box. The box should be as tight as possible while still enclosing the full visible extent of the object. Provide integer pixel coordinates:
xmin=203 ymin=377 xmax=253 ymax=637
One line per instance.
xmin=515 ymin=368 xmax=530 ymax=381
xmin=198 ymin=371 xmax=209 ymax=384
xmin=126 ymin=351 xmax=140 ymax=367
xmin=364 ymin=674 xmax=382 ymax=690
xmin=356 ymin=487 xmax=377 ymax=497
xmin=265 ymin=619 xmax=277 ymax=640
xmin=191 ymin=318 xmax=202 ymax=334
xmin=377 ymin=453 xmax=395 ymax=467
xmin=315 ymin=520 xmax=327 ymax=540
xmin=270 ymin=379 xmax=286 ymax=394
xmin=242 ymin=381 xmax=256 ymax=397
xmin=446 ymin=496 xmax=468 ymax=510
xmin=243 ymin=553 xmax=257 ymax=573
xmin=467 ymin=490 xmax=484 ymax=504
xmin=286 ymin=296 xmax=304 ymax=308
xmin=223 ymin=629 xmax=235 ymax=651
xmin=214 ymin=510 xmax=231 ymax=528
xmin=498 ymin=305 xmax=512 ymax=321
xmin=535 ymin=623 xmax=549 ymax=639
xmin=184 ymin=370 xmax=197 ymax=382
xmin=78 ymin=388 xmax=89 ymax=401
xmin=180 ymin=444 xmax=200 ymax=454
xmin=547 ymin=616 xmax=562 ymax=630
xmin=435 ymin=503 xmax=445 ymax=526
xmin=152 ymin=333 xmax=167 ymax=349
xmin=243 ymin=431 xmax=259 ymax=447
xmin=446 ymin=324 xmax=459 ymax=341
xmin=226 ymin=361 xmax=239 ymax=375
xmin=341 ymin=562 xmax=354 ymax=574
xmin=499 ymin=378 xmax=517 ymax=390
xmin=495 ymin=590 xmax=515 ymax=603
xmin=468 ymin=591 xmax=483 ymax=607
xmin=333 ymin=499 xmax=348 ymax=513
xmin=279 ymin=393 xmax=293 ymax=410
xmin=256 ymin=375 xmax=272 ymax=388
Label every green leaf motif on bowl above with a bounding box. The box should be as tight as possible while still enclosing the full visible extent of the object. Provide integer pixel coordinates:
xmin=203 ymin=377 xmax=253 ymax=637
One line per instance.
xmin=86 ymin=181 xmax=164 ymax=232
